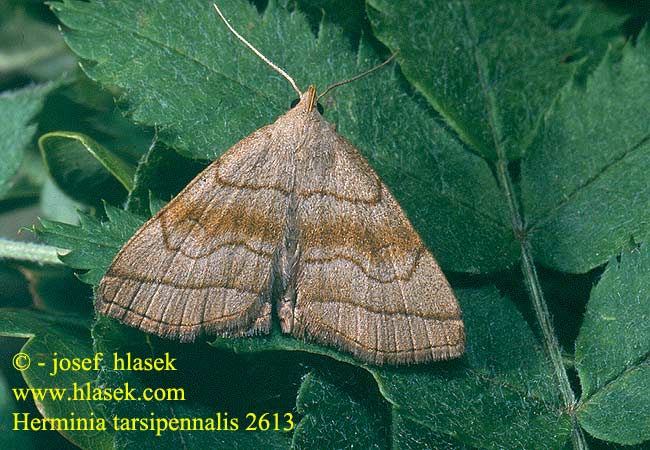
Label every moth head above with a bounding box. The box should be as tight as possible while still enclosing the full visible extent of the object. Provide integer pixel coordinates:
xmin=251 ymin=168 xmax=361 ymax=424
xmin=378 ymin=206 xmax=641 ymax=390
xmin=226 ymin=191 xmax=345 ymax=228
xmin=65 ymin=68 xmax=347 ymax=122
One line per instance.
xmin=290 ymin=87 xmax=324 ymax=115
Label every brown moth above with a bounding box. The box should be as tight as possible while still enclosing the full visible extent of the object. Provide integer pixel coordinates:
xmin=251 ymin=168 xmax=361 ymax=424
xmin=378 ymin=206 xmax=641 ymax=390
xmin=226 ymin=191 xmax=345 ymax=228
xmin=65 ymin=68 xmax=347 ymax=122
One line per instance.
xmin=96 ymin=4 xmax=465 ymax=365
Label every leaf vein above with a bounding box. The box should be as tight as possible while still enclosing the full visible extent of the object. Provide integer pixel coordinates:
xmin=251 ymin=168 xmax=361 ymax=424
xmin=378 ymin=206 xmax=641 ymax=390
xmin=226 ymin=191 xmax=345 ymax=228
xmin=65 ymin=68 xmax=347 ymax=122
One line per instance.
xmin=528 ymin=133 xmax=650 ymax=232
xmin=68 ymin=7 xmax=276 ymax=105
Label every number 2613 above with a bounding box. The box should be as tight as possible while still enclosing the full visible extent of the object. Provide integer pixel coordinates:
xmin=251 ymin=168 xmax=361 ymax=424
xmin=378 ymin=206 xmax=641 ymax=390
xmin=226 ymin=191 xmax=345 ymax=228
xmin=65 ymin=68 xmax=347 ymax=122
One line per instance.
xmin=245 ymin=412 xmax=294 ymax=431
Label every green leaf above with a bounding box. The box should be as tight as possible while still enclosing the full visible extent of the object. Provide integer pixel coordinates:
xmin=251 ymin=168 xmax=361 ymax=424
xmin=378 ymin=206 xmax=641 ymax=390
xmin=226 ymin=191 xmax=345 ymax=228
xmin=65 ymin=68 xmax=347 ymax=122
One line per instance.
xmin=0 ymin=82 xmax=57 ymax=196
xmin=293 ymin=368 xmax=388 ymax=449
xmin=66 ymin=90 xmax=154 ymax=163
xmin=359 ymin=0 xmax=650 ymax=285
xmin=371 ymin=288 xmax=572 ymax=449
xmin=575 ymin=246 xmax=650 ymax=445
xmin=53 ymin=0 xmax=296 ymax=159
xmin=293 ymin=366 xmax=482 ymax=449
xmin=148 ymin=192 xmax=168 ymax=217
xmin=35 ymin=203 xmax=145 ymax=286
xmin=52 ymin=0 xmax=516 ymax=273
xmin=390 ymin=414 xmax=479 ymax=450
xmin=0 ymin=309 xmax=113 ymax=449
xmin=37 ymin=73 xmax=153 ymax=157
xmin=39 ymin=131 xmax=135 ymax=205
xmin=367 ymin=0 xmax=578 ymax=160
xmin=522 ymin=29 xmax=650 ymax=273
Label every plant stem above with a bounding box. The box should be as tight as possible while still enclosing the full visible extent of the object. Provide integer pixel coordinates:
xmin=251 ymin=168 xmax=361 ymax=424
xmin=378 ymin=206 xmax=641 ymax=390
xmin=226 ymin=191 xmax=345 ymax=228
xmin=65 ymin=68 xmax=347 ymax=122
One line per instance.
xmin=430 ymin=5 xmax=584 ymax=444
xmin=495 ymin=160 xmax=588 ymax=450
xmin=519 ymin=243 xmax=574 ymax=400
xmin=0 ymin=238 xmax=64 ymax=266
xmin=521 ymin=241 xmax=588 ymax=449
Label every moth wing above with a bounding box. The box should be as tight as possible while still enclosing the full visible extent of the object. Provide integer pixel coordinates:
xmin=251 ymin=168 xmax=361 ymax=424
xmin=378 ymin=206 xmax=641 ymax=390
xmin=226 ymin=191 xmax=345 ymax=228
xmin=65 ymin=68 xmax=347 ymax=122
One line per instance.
xmin=97 ymin=126 xmax=292 ymax=341
xmin=291 ymin=131 xmax=464 ymax=365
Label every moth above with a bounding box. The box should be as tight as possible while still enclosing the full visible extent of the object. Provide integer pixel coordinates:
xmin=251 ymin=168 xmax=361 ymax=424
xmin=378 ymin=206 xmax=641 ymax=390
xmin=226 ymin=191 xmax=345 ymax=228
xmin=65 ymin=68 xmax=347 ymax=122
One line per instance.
xmin=96 ymin=4 xmax=465 ymax=365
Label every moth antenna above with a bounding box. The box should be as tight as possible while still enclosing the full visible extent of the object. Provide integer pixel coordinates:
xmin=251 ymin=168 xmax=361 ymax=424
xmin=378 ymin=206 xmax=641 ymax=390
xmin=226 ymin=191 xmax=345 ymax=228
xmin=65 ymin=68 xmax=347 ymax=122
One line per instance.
xmin=317 ymin=52 xmax=398 ymax=101
xmin=212 ymin=3 xmax=302 ymax=96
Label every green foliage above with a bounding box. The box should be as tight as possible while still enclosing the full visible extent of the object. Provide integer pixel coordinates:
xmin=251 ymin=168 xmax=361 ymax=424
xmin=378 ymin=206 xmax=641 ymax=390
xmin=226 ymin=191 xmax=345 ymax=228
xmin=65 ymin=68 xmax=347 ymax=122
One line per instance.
xmin=368 ymin=0 xmax=650 ymax=277
xmin=575 ymin=246 xmax=650 ymax=445
xmin=293 ymin=369 xmax=388 ymax=449
xmin=0 ymin=83 xmax=57 ymax=196
xmin=367 ymin=0 xmax=578 ymax=161
xmin=1 ymin=0 xmax=649 ymax=449
xmin=523 ymin=29 xmax=650 ymax=272
xmin=39 ymin=131 xmax=135 ymax=205
xmin=0 ymin=310 xmax=112 ymax=449
xmin=37 ymin=204 xmax=145 ymax=285
xmin=373 ymin=288 xmax=572 ymax=449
